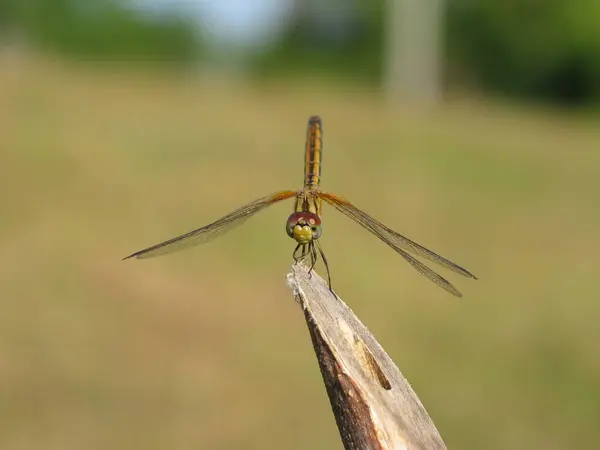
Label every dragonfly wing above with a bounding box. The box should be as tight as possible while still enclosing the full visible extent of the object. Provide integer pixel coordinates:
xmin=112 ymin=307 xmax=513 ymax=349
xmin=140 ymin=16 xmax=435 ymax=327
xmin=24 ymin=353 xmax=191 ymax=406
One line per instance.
xmin=124 ymin=190 xmax=297 ymax=259
xmin=319 ymin=192 xmax=476 ymax=294
xmin=396 ymin=247 xmax=463 ymax=297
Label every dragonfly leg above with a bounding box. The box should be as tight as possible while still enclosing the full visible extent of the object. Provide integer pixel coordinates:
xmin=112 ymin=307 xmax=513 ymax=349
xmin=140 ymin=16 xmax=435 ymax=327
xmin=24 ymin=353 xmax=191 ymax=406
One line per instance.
xmin=293 ymin=243 xmax=311 ymax=266
xmin=307 ymin=242 xmax=318 ymax=279
xmin=292 ymin=244 xmax=302 ymax=262
xmin=316 ymin=240 xmax=333 ymax=291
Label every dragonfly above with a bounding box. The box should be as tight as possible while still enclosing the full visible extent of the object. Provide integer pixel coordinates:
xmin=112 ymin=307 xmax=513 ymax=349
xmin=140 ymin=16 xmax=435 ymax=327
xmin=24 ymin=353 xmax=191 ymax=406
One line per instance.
xmin=124 ymin=115 xmax=477 ymax=296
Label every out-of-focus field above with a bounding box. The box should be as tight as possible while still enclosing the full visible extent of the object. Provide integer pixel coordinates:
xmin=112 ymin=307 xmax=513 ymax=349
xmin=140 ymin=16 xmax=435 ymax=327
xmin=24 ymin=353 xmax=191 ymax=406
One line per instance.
xmin=1 ymin=55 xmax=599 ymax=450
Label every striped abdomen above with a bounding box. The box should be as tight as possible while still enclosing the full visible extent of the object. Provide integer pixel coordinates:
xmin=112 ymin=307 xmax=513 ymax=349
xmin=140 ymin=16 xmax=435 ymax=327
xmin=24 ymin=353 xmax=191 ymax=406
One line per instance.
xmin=304 ymin=115 xmax=323 ymax=189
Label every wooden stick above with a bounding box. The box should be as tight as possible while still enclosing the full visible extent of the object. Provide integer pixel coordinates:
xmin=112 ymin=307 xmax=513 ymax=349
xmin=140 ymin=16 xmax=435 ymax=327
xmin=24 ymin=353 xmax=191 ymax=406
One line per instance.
xmin=287 ymin=262 xmax=447 ymax=450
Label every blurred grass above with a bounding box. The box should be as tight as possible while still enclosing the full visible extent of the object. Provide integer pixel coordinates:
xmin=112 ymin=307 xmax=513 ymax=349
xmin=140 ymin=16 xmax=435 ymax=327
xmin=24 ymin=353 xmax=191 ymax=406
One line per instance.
xmin=1 ymin=55 xmax=599 ymax=450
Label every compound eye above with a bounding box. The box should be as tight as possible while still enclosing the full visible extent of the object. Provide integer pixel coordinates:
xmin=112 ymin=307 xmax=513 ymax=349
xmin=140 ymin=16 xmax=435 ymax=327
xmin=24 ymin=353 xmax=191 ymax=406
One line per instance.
xmin=285 ymin=221 xmax=295 ymax=238
xmin=311 ymin=224 xmax=322 ymax=239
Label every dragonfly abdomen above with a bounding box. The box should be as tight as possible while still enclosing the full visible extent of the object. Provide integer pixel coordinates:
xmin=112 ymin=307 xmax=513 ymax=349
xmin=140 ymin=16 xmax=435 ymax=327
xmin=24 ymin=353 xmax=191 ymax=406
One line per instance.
xmin=304 ymin=115 xmax=323 ymax=189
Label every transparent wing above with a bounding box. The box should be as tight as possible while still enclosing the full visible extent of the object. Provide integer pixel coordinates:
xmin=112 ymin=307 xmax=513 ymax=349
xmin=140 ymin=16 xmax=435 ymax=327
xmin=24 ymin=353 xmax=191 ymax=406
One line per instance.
xmin=319 ymin=192 xmax=477 ymax=297
xmin=123 ymin=190 xmax=297 ymax=260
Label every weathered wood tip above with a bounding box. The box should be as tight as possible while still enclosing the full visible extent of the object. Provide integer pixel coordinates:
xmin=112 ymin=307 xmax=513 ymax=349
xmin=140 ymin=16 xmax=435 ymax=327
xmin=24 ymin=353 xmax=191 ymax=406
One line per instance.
xmin=286 ymin=262 xmax=447 ymax=450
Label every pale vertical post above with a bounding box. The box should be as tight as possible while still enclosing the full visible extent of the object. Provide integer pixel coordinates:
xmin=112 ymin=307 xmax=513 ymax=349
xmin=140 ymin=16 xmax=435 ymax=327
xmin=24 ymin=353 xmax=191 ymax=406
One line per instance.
xmin=384 ymin=0 xmax=445 ymax=105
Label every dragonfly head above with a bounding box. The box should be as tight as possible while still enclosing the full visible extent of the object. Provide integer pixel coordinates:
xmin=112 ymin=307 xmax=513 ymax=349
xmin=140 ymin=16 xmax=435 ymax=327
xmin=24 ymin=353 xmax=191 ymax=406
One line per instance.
xmin=286 ymin=212 xmax=322 ymax=244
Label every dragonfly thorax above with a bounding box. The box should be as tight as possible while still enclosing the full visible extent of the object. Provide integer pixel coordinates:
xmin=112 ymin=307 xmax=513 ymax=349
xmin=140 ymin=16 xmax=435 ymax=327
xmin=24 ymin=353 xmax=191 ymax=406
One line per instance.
xmin=286 ymin=212 xmax=322 ymax=244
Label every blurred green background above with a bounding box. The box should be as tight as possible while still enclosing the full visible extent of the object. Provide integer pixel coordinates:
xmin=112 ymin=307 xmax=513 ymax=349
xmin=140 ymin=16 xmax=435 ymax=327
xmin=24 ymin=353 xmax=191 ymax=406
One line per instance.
xmin=1 ymin=1 xmax=599 ymax=449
